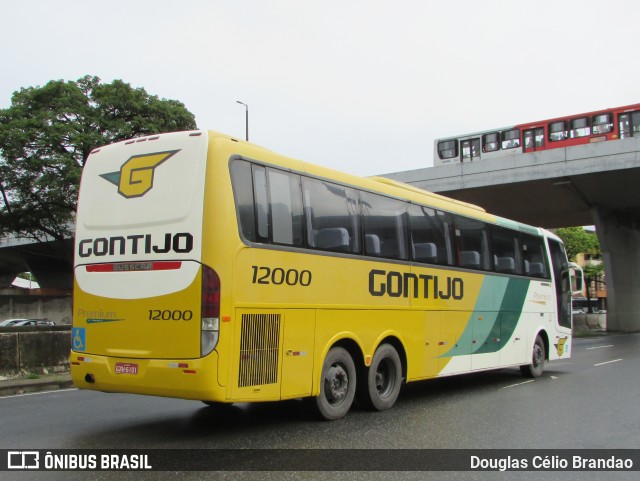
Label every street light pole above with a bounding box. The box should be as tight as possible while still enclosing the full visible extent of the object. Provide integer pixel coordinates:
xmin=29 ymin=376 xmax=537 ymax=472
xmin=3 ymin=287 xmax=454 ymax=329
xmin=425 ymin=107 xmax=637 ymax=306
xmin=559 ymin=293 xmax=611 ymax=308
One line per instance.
xmin=236 ymin=100 xmax=248 ymax=141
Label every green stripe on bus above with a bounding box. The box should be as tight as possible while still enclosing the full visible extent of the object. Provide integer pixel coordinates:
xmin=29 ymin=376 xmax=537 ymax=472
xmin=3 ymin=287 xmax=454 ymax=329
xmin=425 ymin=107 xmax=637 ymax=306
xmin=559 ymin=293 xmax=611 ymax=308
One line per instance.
xmin=495 ymin=216 xmax=539 ymax=236
xmin=441 ymin=276 xmax=530 ymax=357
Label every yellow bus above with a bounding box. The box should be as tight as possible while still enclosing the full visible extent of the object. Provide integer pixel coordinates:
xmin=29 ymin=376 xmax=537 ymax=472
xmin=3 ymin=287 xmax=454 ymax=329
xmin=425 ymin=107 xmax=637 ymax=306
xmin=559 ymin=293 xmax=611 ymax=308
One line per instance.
xmin=71 ymin=130 xmax=577 ymax=420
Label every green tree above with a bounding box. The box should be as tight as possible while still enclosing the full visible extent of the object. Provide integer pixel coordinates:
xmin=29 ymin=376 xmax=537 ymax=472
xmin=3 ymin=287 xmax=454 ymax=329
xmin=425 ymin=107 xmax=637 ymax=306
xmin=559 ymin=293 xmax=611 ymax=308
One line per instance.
xmin=553 ymin=226 xmax=601 ymax=261
xmin=555 ymin=227 xmax=604 ymax=313
xmin=0 ymin=75 xmax=197 ymax=244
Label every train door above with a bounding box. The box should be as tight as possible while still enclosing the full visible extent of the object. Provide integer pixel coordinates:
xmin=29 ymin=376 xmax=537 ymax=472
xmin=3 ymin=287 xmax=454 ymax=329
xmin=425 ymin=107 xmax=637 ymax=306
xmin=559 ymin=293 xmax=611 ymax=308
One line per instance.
xmin=460 ymin=138 xmax=480 ymax=162
xmin=619 ymin=111 xmax=640 ymax=139
xmin=523 ymin=128 xmax=544 ymax=153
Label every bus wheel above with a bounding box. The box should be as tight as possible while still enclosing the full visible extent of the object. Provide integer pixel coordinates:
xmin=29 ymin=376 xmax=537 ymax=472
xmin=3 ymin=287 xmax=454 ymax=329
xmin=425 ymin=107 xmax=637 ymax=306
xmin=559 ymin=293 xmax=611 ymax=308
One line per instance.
xmin=367 ymin=344 xmax=402 ymax=411
xmin=520 ymin=335 xmax=545 ymax=378
xmin=314 ymin=347 xmax=356 ymax=421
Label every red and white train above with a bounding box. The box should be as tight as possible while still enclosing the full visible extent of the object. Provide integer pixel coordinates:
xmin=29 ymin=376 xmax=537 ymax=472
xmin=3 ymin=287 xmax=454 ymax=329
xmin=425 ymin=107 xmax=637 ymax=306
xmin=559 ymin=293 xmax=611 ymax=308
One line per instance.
xmin=434 ymin=103 xmax=640 ymax=166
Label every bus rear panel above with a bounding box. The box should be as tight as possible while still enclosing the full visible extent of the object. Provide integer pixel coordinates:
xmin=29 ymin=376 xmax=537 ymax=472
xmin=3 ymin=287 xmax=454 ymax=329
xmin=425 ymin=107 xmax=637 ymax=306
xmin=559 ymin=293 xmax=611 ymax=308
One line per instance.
xmin=71 ymin=130 xmax=225 ymax=400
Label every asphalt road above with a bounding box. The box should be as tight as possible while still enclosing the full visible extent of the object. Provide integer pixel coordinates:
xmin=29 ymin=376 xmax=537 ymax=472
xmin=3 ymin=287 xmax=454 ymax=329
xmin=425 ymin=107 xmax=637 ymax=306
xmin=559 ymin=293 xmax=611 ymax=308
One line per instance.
xmin=2 ymin=333 xmax=639 ymax=481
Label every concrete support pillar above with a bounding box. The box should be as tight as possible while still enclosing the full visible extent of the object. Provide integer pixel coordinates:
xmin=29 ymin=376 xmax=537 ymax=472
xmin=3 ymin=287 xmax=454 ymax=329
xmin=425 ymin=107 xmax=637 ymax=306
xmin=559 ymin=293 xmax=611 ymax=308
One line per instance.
xmin=592 ymin=207 xmax=640 ymax=332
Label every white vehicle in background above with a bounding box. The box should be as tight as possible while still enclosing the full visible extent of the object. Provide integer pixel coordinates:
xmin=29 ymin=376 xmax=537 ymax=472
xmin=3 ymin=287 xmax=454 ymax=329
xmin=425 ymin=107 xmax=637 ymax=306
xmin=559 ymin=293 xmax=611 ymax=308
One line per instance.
xmin=0 ymin=319 xmax=30 ymax=327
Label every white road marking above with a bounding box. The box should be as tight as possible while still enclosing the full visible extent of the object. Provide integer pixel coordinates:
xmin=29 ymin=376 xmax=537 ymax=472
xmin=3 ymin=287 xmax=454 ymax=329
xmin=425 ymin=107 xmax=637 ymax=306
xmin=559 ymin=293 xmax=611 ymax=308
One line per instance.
xmin=586 ymin=344 xmax=614 ymax=350
xmin=501 ymin=380 xmax=535 ymax=389
xmin=0 ymin=388 xmax=77 ymax=400
xmin=594 ymin=359 xmax=623 ymax=367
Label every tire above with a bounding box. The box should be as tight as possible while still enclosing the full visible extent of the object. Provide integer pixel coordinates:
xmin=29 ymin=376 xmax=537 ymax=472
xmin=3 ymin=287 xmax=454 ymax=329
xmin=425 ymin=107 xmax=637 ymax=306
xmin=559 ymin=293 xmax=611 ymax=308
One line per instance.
xmin=520 ymin=335 xmax=546 ymax=378
xmin=313 ymin=347 xmax=356 ymax=421
xmin=366 ymin=344 xmax=402 ymax=411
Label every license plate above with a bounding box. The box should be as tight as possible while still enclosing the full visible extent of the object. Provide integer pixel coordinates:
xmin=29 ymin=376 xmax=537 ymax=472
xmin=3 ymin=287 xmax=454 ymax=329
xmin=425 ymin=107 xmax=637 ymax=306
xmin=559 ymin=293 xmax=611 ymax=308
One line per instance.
xmin=114 ymin=362 xmax=138 ymax=375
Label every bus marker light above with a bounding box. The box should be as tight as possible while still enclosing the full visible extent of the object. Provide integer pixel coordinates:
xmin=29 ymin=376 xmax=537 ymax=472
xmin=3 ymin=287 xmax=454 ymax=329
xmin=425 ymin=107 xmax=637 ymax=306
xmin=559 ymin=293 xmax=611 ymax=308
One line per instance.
xmin=183 ymin=370 xmax=197 ymax=374
xmin=222 ymin=316 xmax=231 ymax=322
xmin=168 ymin=363 xmax=189 ymax=369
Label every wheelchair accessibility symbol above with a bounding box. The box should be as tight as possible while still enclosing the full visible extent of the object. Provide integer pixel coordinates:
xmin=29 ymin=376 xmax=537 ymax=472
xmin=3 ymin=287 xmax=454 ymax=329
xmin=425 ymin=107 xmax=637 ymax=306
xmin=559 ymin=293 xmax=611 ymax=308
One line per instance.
xmin=72 ymin=328 xmax=86 ymax=352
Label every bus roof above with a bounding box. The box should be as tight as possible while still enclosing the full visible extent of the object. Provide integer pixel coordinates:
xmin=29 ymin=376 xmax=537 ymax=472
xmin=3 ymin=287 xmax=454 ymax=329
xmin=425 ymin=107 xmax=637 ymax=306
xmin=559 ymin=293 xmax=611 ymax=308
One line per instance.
xmin=209 ymin=131 xmax=542 ymax=235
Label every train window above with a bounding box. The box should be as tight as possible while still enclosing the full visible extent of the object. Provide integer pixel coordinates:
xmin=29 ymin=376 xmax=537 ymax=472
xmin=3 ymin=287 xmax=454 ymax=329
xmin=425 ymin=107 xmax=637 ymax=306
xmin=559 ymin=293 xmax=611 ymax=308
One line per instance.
xmin=570 ymin=117 xmax=590 ymax=138
xmin=438 ymin=140 xmax=458 ymax=160
xmin=549 ymin=121 xmax=568 ymax=142
xmin=592 ymin=113 xmax=613 ymax=134
xmin=482 ymin=132 xmax=500 ymax=152
xmin=500 ymin=129 xmax=520 ymax=150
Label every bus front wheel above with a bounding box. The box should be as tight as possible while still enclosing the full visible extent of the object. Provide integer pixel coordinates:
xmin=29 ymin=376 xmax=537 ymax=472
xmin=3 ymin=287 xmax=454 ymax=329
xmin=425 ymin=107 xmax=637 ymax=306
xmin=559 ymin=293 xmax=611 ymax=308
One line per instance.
xmin=313 ymin=346 xmax=356 ymax=421
xmin=366 ymin=343 xmax=402 ymax=411
xmin=520 ymin=335 xmax=545 ymax=378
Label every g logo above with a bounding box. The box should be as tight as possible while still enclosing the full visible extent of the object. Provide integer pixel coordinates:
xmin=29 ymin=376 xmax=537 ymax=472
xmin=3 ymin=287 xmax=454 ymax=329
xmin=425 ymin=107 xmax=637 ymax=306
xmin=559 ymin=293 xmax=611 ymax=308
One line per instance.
xmin=100 ymin=150 xmax=179 ymax=199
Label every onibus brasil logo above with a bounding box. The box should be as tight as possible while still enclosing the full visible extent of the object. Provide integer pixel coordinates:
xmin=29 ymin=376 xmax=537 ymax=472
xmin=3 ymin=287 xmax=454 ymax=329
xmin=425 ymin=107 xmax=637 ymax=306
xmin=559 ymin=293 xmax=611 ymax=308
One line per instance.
xmin=100 ymin=150 xmax=180 ymax=198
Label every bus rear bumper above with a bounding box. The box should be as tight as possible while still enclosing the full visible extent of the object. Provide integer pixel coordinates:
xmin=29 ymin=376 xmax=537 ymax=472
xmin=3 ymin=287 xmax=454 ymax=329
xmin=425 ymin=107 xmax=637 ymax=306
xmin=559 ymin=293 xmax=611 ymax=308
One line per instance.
xmin=70 ymin=351 xmax=227 ymax=402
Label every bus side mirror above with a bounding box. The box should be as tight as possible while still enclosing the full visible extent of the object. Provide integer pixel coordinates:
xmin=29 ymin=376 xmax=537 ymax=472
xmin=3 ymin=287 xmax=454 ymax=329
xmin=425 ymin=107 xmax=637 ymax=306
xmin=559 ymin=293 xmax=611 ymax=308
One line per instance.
xmin=569 ymin=262 xmax=584 ymax=295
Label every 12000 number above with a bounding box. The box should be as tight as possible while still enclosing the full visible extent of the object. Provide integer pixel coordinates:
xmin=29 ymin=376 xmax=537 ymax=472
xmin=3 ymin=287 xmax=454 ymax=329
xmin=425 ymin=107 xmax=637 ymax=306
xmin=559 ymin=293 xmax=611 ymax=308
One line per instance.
xmin=148 ymin=310 xmax=193 ymax=321
xmin=251 ymin=266 xmax=312 ymax=286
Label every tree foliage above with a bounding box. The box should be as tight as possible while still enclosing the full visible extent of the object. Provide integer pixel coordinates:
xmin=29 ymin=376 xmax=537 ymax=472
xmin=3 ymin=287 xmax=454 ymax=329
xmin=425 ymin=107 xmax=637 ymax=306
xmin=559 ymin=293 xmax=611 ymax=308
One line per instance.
xmin=553 ymin=227 xmax=601 ymax=262
xmin=0 ymin=75 xmax=197 ymax=243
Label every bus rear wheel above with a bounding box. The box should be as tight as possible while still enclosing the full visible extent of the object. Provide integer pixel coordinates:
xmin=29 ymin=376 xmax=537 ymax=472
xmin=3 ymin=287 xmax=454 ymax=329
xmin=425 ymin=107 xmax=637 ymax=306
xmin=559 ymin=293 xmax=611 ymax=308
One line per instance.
xmin=313 ymin=347 xmax=356 ymax=421
xmin=365 ymin=344 xmax=402 ymax=411
xmin=520 ymin=335 xmax=545 ymax=378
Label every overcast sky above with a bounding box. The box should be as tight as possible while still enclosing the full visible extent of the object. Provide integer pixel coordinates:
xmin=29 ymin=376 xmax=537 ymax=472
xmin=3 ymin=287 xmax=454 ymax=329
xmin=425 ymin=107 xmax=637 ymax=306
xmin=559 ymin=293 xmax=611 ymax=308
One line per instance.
xmin=1 ymin=0 xmax=638 ymax=177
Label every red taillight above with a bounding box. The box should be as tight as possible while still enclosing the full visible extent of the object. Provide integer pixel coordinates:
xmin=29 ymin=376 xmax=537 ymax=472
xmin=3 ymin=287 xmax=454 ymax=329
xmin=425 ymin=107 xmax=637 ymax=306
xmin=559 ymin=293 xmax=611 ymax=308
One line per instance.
xmin=201 ymin=265 xmax=220 ymax=318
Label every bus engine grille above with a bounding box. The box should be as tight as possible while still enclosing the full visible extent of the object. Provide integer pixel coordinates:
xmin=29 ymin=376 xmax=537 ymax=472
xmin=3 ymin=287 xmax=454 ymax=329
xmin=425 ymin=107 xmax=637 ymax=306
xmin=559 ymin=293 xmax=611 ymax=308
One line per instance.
xmin=238 ymin=313 xmax=281 ymax=387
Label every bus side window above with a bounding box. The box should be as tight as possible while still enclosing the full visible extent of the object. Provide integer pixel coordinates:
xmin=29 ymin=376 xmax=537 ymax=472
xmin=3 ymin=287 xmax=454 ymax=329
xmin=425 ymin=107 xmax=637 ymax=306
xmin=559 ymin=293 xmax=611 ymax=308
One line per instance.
xmin=302 ymin=177 xmax=360 ymax=254
xmin=267 ymin=169 xmax=303 ymax=246
xmin=491 ymin=227 xmax=521 ymax=275
xmin=252 ymin=166 xmax=270 ymax=242
xmin=522 ymin=234 xmax=549 ymax=278
xmin=453 ymin=216 xmax=489 ymax=270
xmin=230 ymin=160 xmax=257 ymax=242
xmin=360 ymin=192 xmax=407 ymax=260
xmin=408 ymin=205 xmax=453 ymax=265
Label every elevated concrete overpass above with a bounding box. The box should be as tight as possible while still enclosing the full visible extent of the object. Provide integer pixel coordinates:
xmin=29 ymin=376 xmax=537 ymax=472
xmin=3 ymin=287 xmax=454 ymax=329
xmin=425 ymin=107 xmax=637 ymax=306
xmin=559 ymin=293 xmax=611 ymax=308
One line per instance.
xmin=384 ymin=137 xmax=640 ymax=333
xmin=1 ymin=138 xmax=639 ymax=331
xmin=0 ymin=235 xmax=72 ymax=291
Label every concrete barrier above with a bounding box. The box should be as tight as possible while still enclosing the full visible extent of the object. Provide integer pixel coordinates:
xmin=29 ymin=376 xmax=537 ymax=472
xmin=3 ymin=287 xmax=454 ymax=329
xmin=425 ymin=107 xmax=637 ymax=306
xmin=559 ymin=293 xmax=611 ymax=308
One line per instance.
xmin=573 ymin=313 xmax=607 ymax=333
xmin=0 ymin=292 xmax=72 ymax=324
xmin=0 ymin=326 xmax=70 ymax=376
